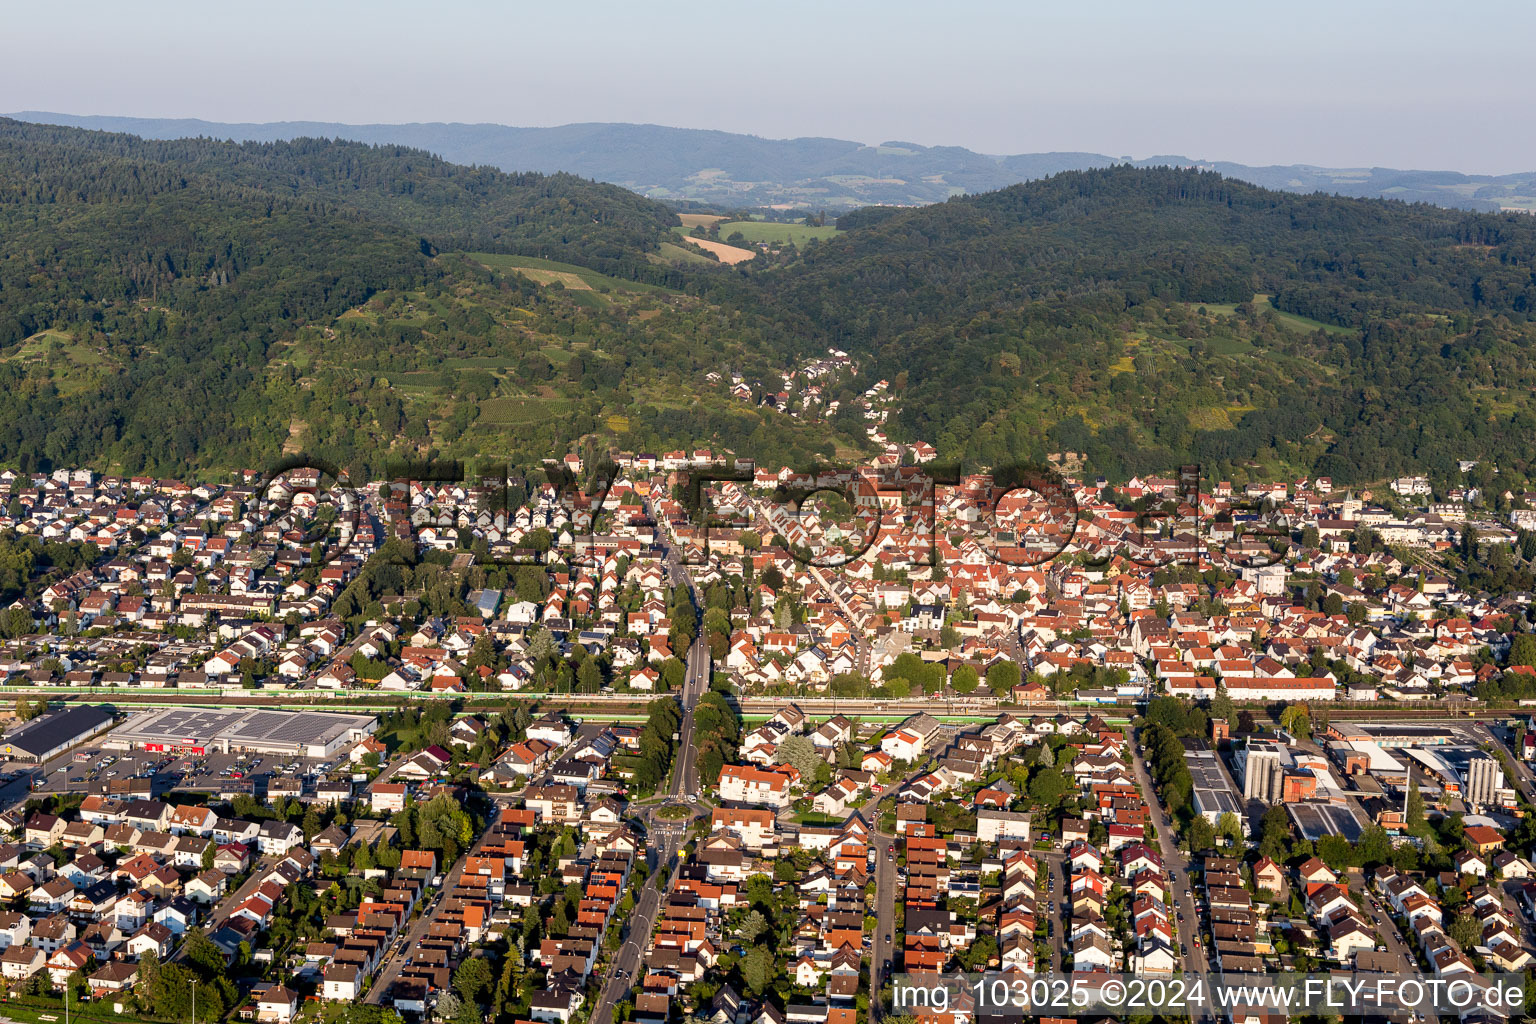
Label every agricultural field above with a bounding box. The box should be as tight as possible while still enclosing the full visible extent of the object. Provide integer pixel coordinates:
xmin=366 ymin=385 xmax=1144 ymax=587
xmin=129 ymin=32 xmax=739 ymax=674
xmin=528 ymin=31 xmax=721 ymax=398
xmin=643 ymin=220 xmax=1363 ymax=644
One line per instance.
xmin=655 ymin=240 xmax=716 ymax=265
xmin=479 ymin=394 xmax=574 ymax=425
xmin=468 ymin=253 xmax=675 ymax=294
xmin=715 ymin=219 xmax=839 ymax=245
xmin=1184 ymin=293 xmax=1355 ymax=336
xmin=675 ymin=235 xmax=755 ymax=264
xmin=0 ymin=330 xmax=120 ymax=395
xmin=676 ymin=213 xmax=728 ymax=229
xmin=1 ymin=330 xmax=110 ymax=367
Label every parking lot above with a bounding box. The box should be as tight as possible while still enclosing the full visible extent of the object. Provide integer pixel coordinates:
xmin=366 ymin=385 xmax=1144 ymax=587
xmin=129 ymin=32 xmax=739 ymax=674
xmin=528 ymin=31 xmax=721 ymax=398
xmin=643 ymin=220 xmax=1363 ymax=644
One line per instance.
xmin=13 ymin=744 xmax=357 ymax=800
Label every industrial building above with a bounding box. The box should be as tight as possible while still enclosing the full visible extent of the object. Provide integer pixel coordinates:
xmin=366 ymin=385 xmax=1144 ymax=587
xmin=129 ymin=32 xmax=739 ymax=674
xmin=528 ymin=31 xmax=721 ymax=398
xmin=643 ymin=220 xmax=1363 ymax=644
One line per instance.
xmin=1462 ymin=754 xmax=1500 ymax=810
xmin=1287 ymin=800 xmax=1369 ymax=842
xmin=1326 ymin=722 xmax=1457 ymax=748
xmin=1187 ymin=747 xmax=1246 ymax=835
xmin=104 ymin=707 xmax=376 ymax=758
xmin=1236 ymin=741 xmax=1286 ymax=805
xmin=1 ymin=704 xmax=116 ymax=762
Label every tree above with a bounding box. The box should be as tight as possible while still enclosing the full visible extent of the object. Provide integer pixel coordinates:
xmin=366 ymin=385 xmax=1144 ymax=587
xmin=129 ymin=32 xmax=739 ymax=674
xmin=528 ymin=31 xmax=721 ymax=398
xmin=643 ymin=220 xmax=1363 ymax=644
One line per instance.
xmin=526 ymin=627 xmax=558 ymax=663
xmin=182 ymin=927 xmax=226 ymax=978
xmin=1316 ymin=834 xmax=1352 ymax=870
xmin=739 ymin=909 xmax=770 ymax=943
xmin=1406 ymin=781 xmax=1428 ymax=836
xmin=453 ymin=956 xmax=494 ymax=1005
xmin=1356 ymin=824 xmax=1393 ymax=868
xmin=436 ymin=992 xmax=463 ymax=1021
xmin=14 ymin=698 xmax=47 ymax=721
xmin=741 ymin=945 xmax=775 ymax=995
xmin=201 ymin=841 xmax=215 ymax=872
xmin=950 ymin=664 xmax=980 ymax=694
xmin=577 ymin=658 xmax=604 ymax=693
xmin=1188 ymin=815 xmax=1216 ymax=852
xmin=1440 ymin=812 xmax=1466 ymax=848
xmin=1510 ymin=634 xmax=1536 ymax=668
xmin=772 ymin=735 xmax=822 ymax=787
xmin=985 ymin=660 xmax=1020 ymax=698
xmin=466 ymin=633 xmax=497 ymax=671
xmin=660 ymin=657 xmax=687 ymax=691
xmin=514 ymin=565 xmax=548 ymax=604
xmin=1027 ymin=765 xmax=1069 ymax=809
xmin=1449 ymin=910 xmax=1482 ymax=951
xmin=1211 ymin=688 xmax=1236 ymax=729
xmin=1257 ymin=804 xmax=1290 ymax=862
xmin=1217 ymin=811 xmax=1244 ymax=847
xmin=1280 ymin=703 xmax=1312 ymax=740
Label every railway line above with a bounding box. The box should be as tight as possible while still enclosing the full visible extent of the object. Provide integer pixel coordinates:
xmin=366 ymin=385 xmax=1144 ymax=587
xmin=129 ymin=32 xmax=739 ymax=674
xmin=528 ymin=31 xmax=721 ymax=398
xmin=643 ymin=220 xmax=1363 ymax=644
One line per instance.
xmin=13 ymin=685 xmax=1530 ymax=725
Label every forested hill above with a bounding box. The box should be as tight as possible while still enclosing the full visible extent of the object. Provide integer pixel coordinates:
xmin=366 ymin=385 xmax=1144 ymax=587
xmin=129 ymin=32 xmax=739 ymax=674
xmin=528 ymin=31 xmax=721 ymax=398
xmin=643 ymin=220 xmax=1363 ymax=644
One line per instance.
xmin=7 ymin=119 xmax=1536 ymax=491
xmin=0 ymin=119 xmax=720 ymax=475
xmin=0 ymin=119 xmax=680 ymax=282
xmin=785 ymin=167 xmax=1536 ymax=331
xmin=737 ymin=167 xmax=1536 ymax=486
xmin=15 ymin=112 xmax=1536 ymax=213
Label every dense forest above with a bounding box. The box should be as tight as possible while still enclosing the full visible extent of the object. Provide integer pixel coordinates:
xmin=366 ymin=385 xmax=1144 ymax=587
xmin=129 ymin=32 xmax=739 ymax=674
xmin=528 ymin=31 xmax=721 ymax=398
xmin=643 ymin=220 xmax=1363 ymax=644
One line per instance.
xmin=726 ymin=167 xmax=1536 ymax=486
xmin=4 ymin=120 xmax=1536 ymax=487
xmin=0 ymin=119 xmax=835 ymax=477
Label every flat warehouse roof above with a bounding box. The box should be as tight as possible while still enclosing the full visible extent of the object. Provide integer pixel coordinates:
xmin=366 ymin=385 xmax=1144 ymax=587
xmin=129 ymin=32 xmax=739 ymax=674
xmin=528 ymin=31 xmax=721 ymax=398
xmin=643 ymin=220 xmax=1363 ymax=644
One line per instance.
xmin=1287 ymin=800 xmax=1367 ymax=842
xmin=111 ymin=707 xmax=375 ymax=751
xmin=1195 ymin=787 xmax=1243 ymax=816
xmin=4 ymin=704 xmax=115 ymax=757
xmin=1187 ymin=749 xmax=1237 ymax=790
xmin=1188 ymin=749 xmax=1243 ymax=817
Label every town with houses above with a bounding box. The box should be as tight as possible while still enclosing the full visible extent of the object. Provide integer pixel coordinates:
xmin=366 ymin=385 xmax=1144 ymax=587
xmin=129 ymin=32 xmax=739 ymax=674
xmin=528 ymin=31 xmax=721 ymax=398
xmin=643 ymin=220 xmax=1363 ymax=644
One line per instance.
xmin=0 ymin=439 xmax=1532 ymax=1024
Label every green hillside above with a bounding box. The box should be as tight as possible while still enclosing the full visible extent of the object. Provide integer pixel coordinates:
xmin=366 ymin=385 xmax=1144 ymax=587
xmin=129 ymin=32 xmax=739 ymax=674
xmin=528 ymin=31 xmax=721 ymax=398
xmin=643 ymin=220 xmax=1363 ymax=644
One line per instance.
xmin=733 ymin=167 xmax=1536 ymax=487
xmin=0 ymin=119 xmax=841 ymax=477
xmin=4 ymin=121 xmax=1536 ymax=492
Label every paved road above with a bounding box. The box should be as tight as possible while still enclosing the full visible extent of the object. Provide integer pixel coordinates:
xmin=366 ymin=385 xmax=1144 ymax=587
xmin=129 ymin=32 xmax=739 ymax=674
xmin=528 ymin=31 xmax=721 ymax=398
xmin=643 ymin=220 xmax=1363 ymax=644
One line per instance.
xmin=657 ymin=520 xmax=709 ymax=801
xmin=1129 ymin=731 xmax=1215 ymax=1024
xmin=170 ymin=853 xmax=278 ymax=961
xmin=1347 ymin=868 xmax=1439 ymax=1024
xmin=1477 ymin=723 xmax=1536 ymax=802
xmin=588 ymin=520 xmax=705 ymax=1024
xmin=870 ymin=835 xmax=897 ymax=1021
xmin=667 ymin=637 xmax=710 ymax=799
xmin=860 ymin=756 xmax=945 ymax=1021
xmin=365 ymin=805 xmax=502 ymax=1005
xmin=590 ymin=831 xmax=678 ymax=1024
xmin=1041 ymin=850 xmax=1067 ymax=971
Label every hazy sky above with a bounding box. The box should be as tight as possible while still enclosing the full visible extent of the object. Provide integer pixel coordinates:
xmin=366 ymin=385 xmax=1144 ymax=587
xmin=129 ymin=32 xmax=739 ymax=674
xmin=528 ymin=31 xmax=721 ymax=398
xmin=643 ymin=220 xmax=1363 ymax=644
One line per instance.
xmin=7 ymin=0 xmax=1533 ymax=172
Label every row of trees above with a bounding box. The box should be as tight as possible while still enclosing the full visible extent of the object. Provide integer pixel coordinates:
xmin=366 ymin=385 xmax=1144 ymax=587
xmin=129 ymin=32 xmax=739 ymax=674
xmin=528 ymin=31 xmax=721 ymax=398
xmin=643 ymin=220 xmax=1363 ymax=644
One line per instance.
xmin=694 ymin=690 xmax=742 ymax=789
xmin=616 ymin=697 xmax=680 ymax=795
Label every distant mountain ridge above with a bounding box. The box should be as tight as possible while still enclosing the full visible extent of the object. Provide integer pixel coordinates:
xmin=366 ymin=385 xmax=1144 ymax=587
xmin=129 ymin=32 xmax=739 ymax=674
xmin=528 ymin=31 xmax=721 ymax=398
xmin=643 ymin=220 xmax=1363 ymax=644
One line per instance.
xmin=12 ymin=110 xmax=1536 ymax=213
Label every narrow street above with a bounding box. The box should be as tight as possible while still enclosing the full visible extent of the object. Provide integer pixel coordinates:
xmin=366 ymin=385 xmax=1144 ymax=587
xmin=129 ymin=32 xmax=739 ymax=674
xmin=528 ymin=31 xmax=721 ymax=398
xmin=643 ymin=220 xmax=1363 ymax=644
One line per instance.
xmin=590 ymin=517 xmax=708 ymax=1023
xmin=365 ymin=804 xmax=503 ymax=1004
xmin=1344 ymin=867 xmax=1438 ymax=1024
xmin=589 ymin=833 xmax=678 ymax=1024
xmin=1040 ymin=849 xmax=1067 ymax=971
xmin=171 ymin=853 xmax=279 ymax=962
xmin=1128 ymin=731 xmax=1216 ymax=1024
xmin=860 ymin=757 xmax=942 ymax=1021
xmin=869 ymin=838 xmax=896 ymax=1022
